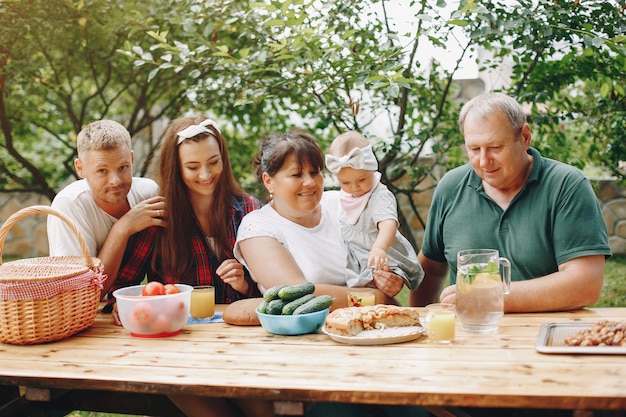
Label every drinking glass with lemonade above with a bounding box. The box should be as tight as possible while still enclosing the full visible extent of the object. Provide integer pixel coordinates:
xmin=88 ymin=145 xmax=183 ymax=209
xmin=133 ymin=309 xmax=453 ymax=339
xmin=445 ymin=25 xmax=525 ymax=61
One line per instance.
xmin=190 ymin=285 xmax=215 ymax=320
xmin=455 ymin=249 xmax=511 ymax=333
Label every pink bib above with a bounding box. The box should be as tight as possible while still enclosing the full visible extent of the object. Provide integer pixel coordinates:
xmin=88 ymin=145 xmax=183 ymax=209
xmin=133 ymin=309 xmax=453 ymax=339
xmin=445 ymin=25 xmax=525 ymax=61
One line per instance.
xmin=340 ymin=172 xmax=381 ymax=224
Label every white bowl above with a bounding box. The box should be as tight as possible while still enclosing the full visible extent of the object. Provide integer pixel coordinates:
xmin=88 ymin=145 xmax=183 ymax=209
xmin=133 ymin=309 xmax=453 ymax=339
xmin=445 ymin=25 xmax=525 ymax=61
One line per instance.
xmin=113 ymin=284 xmax=192 ymax=337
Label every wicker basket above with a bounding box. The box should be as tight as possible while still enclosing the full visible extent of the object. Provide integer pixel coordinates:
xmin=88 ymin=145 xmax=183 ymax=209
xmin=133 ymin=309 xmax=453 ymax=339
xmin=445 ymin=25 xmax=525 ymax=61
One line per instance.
xmin=0 ymin=205 xmax=105 ymax=345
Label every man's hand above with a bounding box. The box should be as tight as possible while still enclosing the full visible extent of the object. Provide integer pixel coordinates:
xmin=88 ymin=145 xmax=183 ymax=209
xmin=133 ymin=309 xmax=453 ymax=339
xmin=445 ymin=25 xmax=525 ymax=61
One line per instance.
xmin=115 ymin=195 xmax=167 ymax=236
xmin=439 ymin=284 xmax=457 ymax=305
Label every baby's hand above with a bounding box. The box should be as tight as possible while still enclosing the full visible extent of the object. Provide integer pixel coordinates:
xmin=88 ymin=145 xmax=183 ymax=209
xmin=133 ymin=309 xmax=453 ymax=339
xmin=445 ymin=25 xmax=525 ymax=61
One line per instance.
xmin=367 ymin=248 xmax=389 ymax=271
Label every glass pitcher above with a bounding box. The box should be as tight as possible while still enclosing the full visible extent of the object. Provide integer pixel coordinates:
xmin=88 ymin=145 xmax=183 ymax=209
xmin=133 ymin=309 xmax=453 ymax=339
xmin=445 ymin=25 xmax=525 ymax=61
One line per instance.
xmin=456 ymin=249 xmax=511 ymax=333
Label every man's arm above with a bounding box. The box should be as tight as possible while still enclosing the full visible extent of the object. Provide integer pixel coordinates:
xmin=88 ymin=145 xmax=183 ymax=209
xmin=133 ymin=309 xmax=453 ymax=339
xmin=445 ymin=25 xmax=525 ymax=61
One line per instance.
xmin=48 ymin=196 xmax=99 ymax=257
xmin=409 ymin=250 xmax=449 ymax=307
xmin=99 ymin=196 xmax=165 ymax=297
xmin=437 ymin=255 xmax=605 ymax=313
xmin=502 ymin=255 xmax=605 ymax=313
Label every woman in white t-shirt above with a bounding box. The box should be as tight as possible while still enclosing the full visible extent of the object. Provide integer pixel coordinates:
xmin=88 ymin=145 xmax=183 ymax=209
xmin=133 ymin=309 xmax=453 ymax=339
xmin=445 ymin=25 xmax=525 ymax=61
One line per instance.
xmin=234 ymin=130 xmax=404 ymax=308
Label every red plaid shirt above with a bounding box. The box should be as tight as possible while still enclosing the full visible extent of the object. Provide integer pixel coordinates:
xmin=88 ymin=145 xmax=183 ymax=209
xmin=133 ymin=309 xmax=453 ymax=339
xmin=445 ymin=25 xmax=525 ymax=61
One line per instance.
xmin=105 ymin=194 xmax=261 ymax=310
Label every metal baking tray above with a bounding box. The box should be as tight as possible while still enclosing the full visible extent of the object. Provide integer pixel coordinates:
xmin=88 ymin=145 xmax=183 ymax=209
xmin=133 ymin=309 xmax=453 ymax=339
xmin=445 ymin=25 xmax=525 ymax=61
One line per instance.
xmin=536 ymin=322 xmax=626 ymax=355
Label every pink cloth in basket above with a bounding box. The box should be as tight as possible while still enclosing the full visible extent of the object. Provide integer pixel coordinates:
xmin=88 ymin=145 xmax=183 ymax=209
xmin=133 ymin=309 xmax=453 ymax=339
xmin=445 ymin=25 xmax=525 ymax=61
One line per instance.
xmin=0 ymin=265 xmax=105 ymax=301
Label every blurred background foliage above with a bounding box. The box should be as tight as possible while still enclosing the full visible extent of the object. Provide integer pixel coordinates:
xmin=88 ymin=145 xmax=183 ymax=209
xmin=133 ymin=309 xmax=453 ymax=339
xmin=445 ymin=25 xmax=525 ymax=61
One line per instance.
xmin=1 ymin=0 xmax=625 ymax=247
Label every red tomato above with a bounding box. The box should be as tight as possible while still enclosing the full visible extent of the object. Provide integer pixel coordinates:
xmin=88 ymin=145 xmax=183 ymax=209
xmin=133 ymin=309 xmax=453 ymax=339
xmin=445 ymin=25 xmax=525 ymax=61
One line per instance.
xmin=150 ymin=314 xmax=172 ymax=334
xmin=142 ymin=281 xmax=166 ymax=296
xmin=132 ymin=301 xmax=154 ymax=325
xmin=164 ymin=284 xmax=181 ymax=294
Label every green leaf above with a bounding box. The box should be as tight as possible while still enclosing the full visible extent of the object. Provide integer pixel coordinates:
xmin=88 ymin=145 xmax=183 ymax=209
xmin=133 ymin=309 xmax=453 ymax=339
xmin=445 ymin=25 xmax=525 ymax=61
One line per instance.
xmin=263 ymin=18 xmax=285 ymax=27
xmin=387 ymin=83 xmax=400 ymax=97
xmin=600 ymin=83 xmax=611 ymax=98
xmin=448 ymin=19 xmax=469 ymax=27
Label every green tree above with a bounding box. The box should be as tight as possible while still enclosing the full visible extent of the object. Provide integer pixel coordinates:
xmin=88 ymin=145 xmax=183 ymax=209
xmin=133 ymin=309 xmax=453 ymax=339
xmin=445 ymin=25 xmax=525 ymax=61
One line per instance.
xmin=477 ymin=0 xmax=626 ymax=177
xmin=0 ymin=0 xmax=198 ymax=200
xmin=126 ymin=0 xmax=625 ymax=246
xmin=1 ymin=0 xmax=624 ymax=249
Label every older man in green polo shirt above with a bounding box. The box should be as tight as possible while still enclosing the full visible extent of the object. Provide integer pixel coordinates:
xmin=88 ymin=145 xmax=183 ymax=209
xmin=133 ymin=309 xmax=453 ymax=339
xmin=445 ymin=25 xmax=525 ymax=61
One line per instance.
xmin=411 ymin=92 xmax=611 ymax=313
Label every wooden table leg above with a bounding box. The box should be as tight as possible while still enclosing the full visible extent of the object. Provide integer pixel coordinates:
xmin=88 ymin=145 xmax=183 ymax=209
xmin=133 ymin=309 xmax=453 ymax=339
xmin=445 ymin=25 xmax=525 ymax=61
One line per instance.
xmin=274 ymin=401 xmax=304 ymax=416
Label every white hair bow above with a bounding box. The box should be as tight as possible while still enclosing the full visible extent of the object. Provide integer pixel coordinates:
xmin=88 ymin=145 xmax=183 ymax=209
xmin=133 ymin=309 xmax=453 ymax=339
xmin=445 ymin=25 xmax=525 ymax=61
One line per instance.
xmin=325 ymin=145 xmax=378 ymax=175
xmin=176 ymin=119 xmax=221 ymax=145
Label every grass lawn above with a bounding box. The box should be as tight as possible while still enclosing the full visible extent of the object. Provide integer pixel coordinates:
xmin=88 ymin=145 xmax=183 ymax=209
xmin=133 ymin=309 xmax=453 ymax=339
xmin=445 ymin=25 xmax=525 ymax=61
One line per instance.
xmin=594 ymin=255 xmax=626 ymax=307
xmin=66 ymin=256 xmax=626 ymax=417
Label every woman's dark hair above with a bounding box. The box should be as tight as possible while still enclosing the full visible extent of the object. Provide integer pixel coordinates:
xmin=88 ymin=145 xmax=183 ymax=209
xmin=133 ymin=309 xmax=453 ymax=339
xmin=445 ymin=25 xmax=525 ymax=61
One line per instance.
xmin=156 ymin=115 xmax=243 ymax=277
xmin=253 ymin=130 xmax=324 ymax=191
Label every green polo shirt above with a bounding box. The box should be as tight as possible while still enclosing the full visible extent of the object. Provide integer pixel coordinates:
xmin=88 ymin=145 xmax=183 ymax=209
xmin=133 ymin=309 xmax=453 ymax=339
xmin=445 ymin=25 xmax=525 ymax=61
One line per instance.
xmin=421 ymin=147 xmax=611 ymax=283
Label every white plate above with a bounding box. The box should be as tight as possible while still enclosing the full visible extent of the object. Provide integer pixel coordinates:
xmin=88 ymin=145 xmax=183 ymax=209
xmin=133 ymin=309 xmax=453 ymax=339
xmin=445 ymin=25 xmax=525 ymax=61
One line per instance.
xmin=322 ymin=325 xmax=424 ymax=345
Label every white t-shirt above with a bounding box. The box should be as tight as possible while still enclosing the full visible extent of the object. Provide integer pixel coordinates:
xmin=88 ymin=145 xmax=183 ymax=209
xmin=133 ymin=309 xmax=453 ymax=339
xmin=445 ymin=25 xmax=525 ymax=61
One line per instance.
xmin=47 ymin=177 xmax=159 ymax=256
xmin=234 ymin=191 xmax=347 ymax=289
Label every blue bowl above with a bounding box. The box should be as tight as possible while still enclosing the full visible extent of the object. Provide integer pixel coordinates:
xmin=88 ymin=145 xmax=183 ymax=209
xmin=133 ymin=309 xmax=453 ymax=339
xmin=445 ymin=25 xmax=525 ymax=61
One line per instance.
xmin=257 ymin=308 xmax=330 ymax=336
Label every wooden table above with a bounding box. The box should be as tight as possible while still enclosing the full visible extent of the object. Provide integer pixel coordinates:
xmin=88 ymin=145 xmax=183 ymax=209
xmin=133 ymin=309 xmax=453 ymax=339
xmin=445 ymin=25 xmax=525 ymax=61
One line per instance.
xmin=0 ymin=306 xmax=625 ymax=416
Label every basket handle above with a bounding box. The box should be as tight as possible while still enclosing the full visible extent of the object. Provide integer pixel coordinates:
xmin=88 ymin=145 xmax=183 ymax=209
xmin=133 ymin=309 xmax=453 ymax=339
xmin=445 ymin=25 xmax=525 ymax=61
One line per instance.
xmin=0 ymin=205 xmax=95 ymax=269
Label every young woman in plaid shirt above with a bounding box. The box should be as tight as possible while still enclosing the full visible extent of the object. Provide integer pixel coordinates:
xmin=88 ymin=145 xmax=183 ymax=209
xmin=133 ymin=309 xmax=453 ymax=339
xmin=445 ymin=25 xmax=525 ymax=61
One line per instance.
xmin=111 ymin=116 xmax=272 ymax=417
xmin=109 ymin=116 xmax=262 ymax=313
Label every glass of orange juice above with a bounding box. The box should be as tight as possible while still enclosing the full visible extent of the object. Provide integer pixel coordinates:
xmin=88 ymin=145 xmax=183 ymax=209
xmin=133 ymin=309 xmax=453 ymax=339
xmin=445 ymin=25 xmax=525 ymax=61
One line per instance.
xmin=425 ymin=303 xmax=456 ymax=344
xmin=190 ymin=286 xmax=215 ymax=319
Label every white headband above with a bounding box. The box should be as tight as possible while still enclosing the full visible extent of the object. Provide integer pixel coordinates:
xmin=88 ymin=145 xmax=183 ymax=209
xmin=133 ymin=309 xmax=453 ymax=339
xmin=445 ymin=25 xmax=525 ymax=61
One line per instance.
xmin=176 ymin=119 xmax=221 ymax=145
xmin=325 ymin=145 xmax=378 ymax=175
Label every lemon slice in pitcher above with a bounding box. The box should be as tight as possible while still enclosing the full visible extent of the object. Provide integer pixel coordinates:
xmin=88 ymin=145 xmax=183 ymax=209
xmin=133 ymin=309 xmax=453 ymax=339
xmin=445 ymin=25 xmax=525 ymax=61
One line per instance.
xmin=456 ymin=274 xmax=471 ymax=293
xmin=472 ymin=272 xmax=501 ymax=288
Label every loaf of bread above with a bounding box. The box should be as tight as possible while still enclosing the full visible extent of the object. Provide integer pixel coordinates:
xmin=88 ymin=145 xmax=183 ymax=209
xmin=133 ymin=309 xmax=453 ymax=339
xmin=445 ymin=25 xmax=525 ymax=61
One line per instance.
xmin=222 ymin=298 xmax=263 ymax=326
xmin=324 ymin=305 xmax=421 ymax=336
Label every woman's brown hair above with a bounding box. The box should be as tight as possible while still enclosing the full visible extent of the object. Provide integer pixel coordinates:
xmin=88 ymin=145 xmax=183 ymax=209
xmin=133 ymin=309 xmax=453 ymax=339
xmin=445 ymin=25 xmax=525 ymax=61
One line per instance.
xmin=156 ymin=115 xmax=243 ymax=278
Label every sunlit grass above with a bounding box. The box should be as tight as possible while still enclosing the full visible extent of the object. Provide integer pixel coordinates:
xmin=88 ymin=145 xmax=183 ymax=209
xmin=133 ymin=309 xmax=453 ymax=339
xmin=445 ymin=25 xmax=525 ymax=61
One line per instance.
xmin=594 ymin=255 xmax=626 ymax=307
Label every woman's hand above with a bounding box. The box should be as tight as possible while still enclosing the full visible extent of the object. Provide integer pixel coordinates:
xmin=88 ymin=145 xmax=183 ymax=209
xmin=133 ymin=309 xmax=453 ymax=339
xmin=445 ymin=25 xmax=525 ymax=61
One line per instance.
xmin=372 ymin=269 xmax=404 ymax=298
xmin=216 ymin=258 xmax=249 ymax=294
xmin=111 ymin=303 xmax=122 ymax=326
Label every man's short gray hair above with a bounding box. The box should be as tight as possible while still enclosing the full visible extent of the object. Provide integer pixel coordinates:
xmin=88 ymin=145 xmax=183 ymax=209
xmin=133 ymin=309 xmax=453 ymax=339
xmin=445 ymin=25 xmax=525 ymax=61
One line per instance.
xmin=458 ymin=92 xmax=527 ymax=135
xmin=76 ymin=120 xmax=131 ymax=159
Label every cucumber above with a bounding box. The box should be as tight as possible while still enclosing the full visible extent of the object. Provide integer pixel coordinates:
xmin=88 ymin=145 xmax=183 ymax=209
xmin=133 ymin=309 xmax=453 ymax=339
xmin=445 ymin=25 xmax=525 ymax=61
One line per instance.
xmin=293 ymin=295 xmax=334 ymax=315
xmin=257 ymin=299 xmax=269 ymax=314
xmin=265 ymin=298 xmax=288 ymax=315
xmin=263 ymin=285 xmax=287 ymax=302
xmin=278 ymin=282 xmax=315 ymax=301
xmin=281 ymin=293 xmax=316 ymax=315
